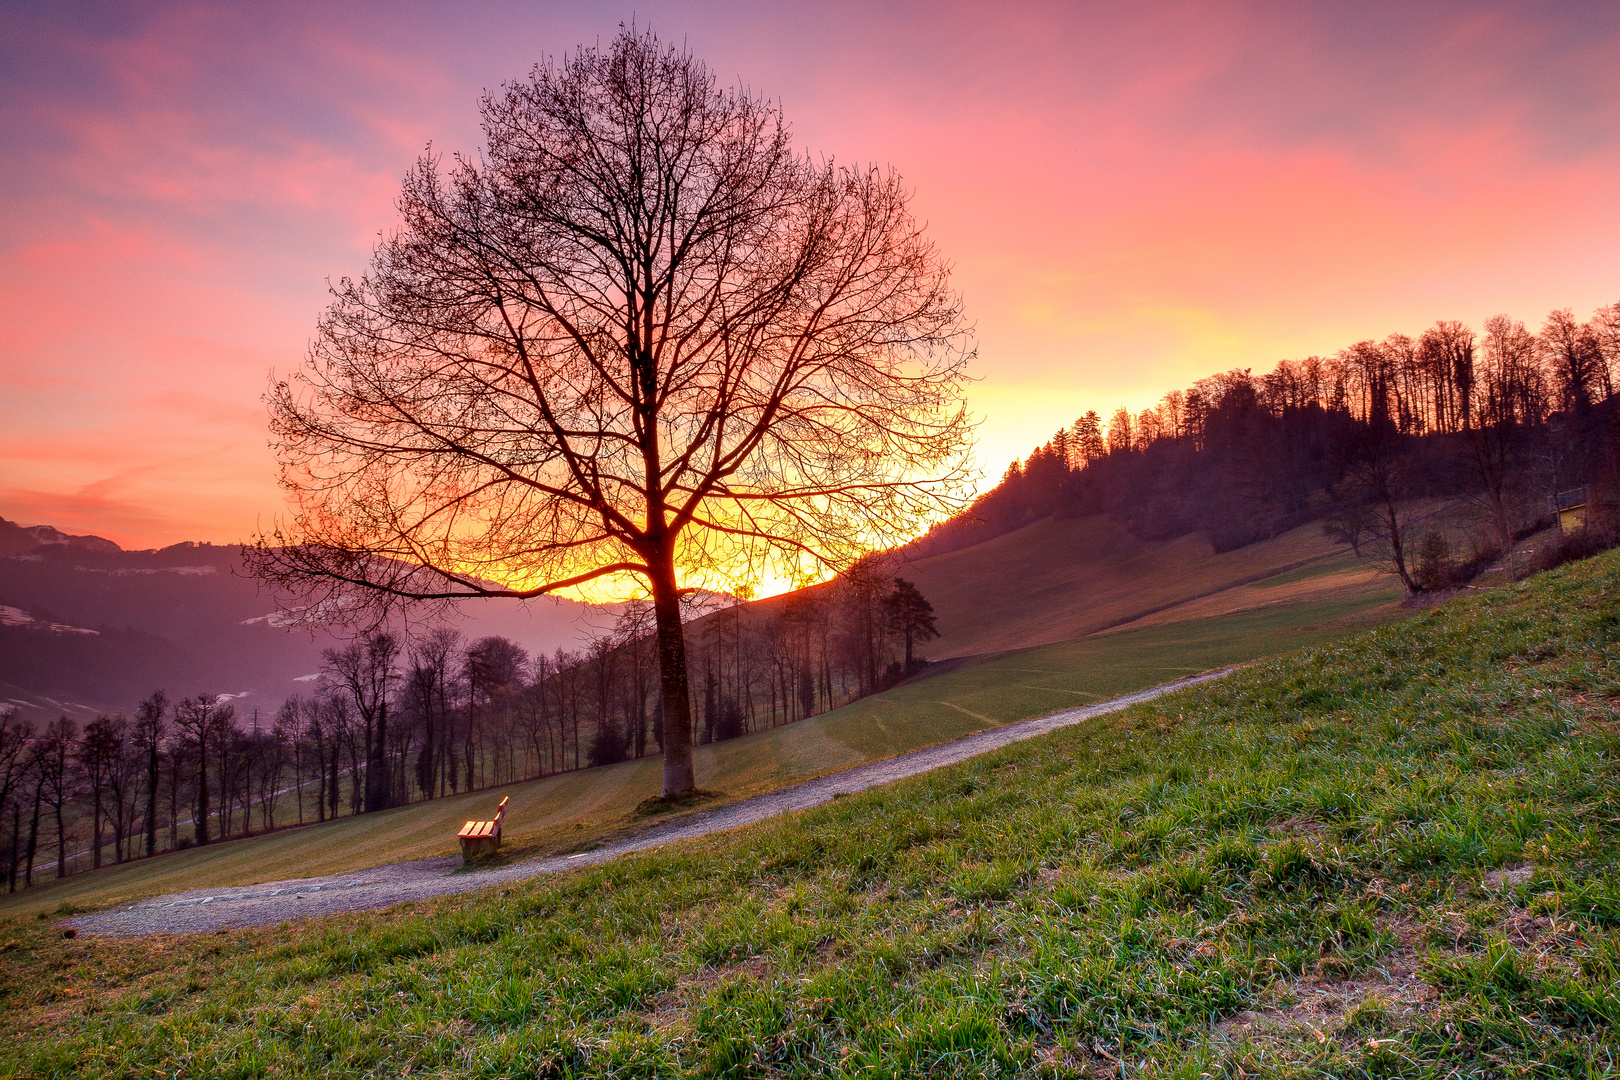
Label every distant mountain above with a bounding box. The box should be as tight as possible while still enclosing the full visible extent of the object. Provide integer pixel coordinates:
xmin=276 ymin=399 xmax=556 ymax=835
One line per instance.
xmin=0 ymin=516 xmax=120 ymax=558
xmin=0 ymin=519 xmax=601 ymax=724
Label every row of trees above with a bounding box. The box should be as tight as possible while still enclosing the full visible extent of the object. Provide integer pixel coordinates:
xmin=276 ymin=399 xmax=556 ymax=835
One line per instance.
xmin=920 ymin=305 xmax=1620 ymax=571
xmin=0 ymin=694 xmax=292 ymax=890
xmin=1069 ymin=306 xmax=1616 ymax=457
xmin=0 ymin=570 xmax=937 ymax=889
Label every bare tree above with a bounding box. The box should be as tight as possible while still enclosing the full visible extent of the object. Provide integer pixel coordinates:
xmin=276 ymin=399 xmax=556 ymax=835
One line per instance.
xmin=1321 ymin=496 xmax=1377 ymax=556
xmin=297 ymin=694 xmax=336 ymax=822
xmin=75 ymin=715 xmax=124 ymax=869
xmin=321 ymin=691 xmax=361 ymax=816
xmin=612 ymin=601 xmax=658 ymax=758
xmin=215 ymin=716 xmax=243 ymax=840
xmin=107 ymin=721 xmax=144 ymax=862
xmin=1463 ymin=315 xmax=1544 ymax=575
xmin=585 ymin=636 xmax=625 ymax=766
xmin=249 ymin=28 xmax=973 ymax=796
xmin=406 ymin=626 xmax=460 ymax=799
xmin=172 ymin=695 xmax=230 ymax=846
xmin=133 ymin=690 xmax=166 ymax=857
xmin=1591 ymin=302 xmax=1620 ymax=393
xmin=21 ymin=748 xmax=45 ymax=887
xmin=1542 ymin=308 xmax=1606 ymax=415
xmin=254 ymin=721 xmax=289 ymax=832
xmin=525 ymin=651 xmax=561 ymax=773
xmin=324 ymin=632 xmax=400 ymax=813
xmin=0 ymin=709 xmax=33 ymax=892
xmin=166 ymin=736 xmax=188 ymax=852
xmin=1335 ymin=426 xmax=1423 ymax=593
xmin=277 ymin=696 xmax=306 ymax=824
xmin=36 ymin=717 xmax=76 ymax=878
xmin=462 ymin=636 xmax=526 ymax=784
xmin=836 ymin=555 xmax=894 ymax=696
xmin=552 ymin=647 xmax=586 ymax=772
xmin=1417 ymin=320 xmax=1476 ymax=432
xmin=1107 ymin=407 xmax=1134 ymax=455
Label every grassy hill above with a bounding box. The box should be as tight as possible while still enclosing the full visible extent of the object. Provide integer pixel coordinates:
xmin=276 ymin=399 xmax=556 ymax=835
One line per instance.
xmin=6 ymin=547 xmax=1619 ymax=1076
xmin=0 ymin=586 xmax=1400 ymax=921
xmin=0 ymin=506 xmax=1421 ymax=921
xmin=898 ymin=513 xmax=1382 ymax=658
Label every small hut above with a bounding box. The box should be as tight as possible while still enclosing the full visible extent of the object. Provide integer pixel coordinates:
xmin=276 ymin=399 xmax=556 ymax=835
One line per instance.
xmin=1551 ymin=486 xmax=1589 ymax=534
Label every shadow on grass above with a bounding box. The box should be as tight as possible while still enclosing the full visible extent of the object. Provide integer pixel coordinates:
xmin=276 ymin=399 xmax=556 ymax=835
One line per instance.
xmin=633 ymin=788 xmax=726 ymax=819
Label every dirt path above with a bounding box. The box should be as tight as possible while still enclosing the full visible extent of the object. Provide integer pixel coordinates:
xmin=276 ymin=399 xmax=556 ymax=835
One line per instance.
xmin=68 ymin=668 xmax=1233 ymax=937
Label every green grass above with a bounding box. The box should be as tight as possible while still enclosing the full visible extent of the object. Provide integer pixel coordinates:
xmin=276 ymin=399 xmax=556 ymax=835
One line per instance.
xmin=6 ymin=551 xmax=1620 ymax=1077
xmin=811 ymin=590 xmax=1400 ymax=752
xmin=0 ymin=589 xmax=1400 ymax=922
xmin=904 ymin=513 xmax=1365 ymax=657
xmin=1247 ymin=550 xmax=1366 ymax=589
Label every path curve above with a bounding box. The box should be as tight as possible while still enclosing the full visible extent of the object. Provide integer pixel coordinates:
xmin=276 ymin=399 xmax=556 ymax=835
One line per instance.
xmin=69 ymin=668 xmax=1233 ymax=937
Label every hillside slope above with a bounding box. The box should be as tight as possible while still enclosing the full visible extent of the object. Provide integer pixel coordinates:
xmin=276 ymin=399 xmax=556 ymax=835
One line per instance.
xmin=900 ymin=513 xmax=1373 ymax=657
xmin=0 ymin=584 xmax=1399 ymax=919
xmin=6 ymin=550 xmax=1618 ymax=1076
xmin=0 ymin=506 xmax=1386 ymax=721
xmin=0 ymin=536 xmax=599 ymax=721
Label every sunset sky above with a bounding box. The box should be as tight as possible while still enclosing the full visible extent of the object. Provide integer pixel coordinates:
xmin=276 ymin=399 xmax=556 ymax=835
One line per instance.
xmin=2 ymin=1 xmax=1619 ymax=553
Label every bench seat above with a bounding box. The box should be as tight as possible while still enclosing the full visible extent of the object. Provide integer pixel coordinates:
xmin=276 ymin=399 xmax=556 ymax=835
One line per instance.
xmin=458 ymin=796 xmax=509 ymax=862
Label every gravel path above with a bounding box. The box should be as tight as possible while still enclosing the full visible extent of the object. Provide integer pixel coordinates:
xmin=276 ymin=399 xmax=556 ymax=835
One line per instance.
xmin=68 ymin=668 xmax=1233 ymax=938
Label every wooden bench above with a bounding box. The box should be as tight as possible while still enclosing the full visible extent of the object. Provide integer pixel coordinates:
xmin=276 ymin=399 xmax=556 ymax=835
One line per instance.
xmin=458 ymin=796 xmax=509 ymax=862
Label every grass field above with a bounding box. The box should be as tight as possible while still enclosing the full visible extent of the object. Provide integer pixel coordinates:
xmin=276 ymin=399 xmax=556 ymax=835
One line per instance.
xmin=1097 ymin=551 xmax=1388 ymax=635
xmin=5 ymin=551 xmax=1618 ymax=1076
xmin=902 ymin=513 xmax=1364 ymax=657
xmin=0 ymin=585 xmax=1404 ymax=922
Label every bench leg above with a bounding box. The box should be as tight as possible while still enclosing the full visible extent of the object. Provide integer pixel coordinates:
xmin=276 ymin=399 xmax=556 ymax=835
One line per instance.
xmin=461 ymin=835 xmax=499 ymax=864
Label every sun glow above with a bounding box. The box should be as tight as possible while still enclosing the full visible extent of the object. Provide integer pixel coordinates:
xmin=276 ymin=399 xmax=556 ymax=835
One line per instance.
xmin=5 ymin=6 xmax=1620 ymax=548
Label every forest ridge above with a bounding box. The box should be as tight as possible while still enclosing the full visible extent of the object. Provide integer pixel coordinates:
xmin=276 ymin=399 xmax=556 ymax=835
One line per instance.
xmin=920 ymin=305 xmax=1618 ymax=581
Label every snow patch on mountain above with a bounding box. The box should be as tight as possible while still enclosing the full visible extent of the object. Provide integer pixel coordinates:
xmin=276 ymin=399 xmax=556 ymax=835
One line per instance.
xmin=0 ymin=604 xmax=98 ymax=634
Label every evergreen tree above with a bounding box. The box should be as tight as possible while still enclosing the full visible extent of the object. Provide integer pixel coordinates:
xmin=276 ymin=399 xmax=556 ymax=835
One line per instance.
xmin=884 ymin=579 xmax=939 ymax=669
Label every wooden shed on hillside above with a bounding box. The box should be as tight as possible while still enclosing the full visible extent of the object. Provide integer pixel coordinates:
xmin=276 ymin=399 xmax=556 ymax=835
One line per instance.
xmin=1551 ymin=486 xmax=1589 ymax=534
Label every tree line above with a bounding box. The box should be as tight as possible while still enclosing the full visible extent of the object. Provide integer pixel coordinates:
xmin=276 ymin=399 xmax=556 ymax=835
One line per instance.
xmin=916 ymin=304 xmax=1620 ymax=587
xmin=0 ymin=568 xmax=937 ymax=889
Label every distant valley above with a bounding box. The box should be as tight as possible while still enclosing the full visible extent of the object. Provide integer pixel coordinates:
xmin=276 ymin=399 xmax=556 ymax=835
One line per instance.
xmin=0 ymin=517 xmax=601 ymax=724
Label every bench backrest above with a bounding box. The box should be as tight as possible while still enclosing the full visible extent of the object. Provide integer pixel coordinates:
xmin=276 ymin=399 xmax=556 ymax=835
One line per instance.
xmin=493 ymin=796 xmax=510 ymax=829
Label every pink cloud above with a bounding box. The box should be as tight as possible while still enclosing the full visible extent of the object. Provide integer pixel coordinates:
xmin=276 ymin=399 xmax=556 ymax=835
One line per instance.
xmin=4 ymin=1 xmax=1620 ymax=551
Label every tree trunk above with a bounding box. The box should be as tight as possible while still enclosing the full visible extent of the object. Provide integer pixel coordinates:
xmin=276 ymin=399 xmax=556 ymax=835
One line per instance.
xmin=54 ymin=796 xmax=66 ymax=878
xmin=366 ymin=701 xmax=389 ymax=813
xmin=8 ymin=802 xmax=20 ymax=892
xmin=312 ymin=736 xmax=326 ymax=822
xmin=144 ymin=736 xmax=161 ymax=858
xmin=24 ymin=783 xmax=41 ymax=887
xmin=167 ymin=758 xmax=179 ymax=851
xmin=113 ymin=791 xmax=126 ymax=862
xmin=347 ymin=738 xmax=362 ymax=814
xmin=649 ymin=553 xmax=696 ymax=796
xmin=91 ymin=794 xmax=103 ymax=869
xmin=1380 ymin=496 xmax=1419 ymax=593
xmin=328 ymin=746 xmax=341 ymax=819
xmin=216 ymin=736 xmax=230 ymax=841
xmin=195 ymin=732 xmax=210 ymax=846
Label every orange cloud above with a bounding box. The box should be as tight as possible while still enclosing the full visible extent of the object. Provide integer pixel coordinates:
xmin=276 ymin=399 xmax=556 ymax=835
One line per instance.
xmin=3 ymin=1 xmax=1619 ymax=561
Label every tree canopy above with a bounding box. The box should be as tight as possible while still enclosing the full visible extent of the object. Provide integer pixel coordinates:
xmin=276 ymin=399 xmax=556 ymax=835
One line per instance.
xmin=249 ymin=28 xmax=974 ymax=794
